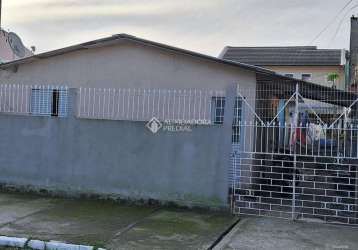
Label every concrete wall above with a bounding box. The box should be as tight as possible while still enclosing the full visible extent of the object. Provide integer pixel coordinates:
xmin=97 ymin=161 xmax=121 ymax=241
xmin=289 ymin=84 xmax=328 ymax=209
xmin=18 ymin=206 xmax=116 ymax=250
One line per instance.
xmin=0 ymin=98 xmax=231 ymax=208
xmin=0 ymin=40 xmax=258 ymax=208
xmin=266 ymin=65 xmax=346 ymax=90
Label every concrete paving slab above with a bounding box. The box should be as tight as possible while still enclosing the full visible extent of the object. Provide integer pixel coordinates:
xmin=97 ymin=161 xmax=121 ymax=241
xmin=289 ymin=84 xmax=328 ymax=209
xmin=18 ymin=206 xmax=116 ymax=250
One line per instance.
xmin=214 ymin=216 xmax=358 ymax=250
xmin=107 ymin=208 xmax=237 ymax=250
xmin=0 ymin=193 xmax=237 ymax=249
xmin=0 ymin=198 xmax=157 ymax=248
xmin=0 ymin=193 xmax=54 ymax=226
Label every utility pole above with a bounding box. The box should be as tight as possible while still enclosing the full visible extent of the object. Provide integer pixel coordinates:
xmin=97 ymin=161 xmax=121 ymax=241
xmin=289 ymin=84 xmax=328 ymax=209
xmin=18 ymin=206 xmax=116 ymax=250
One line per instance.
xmin=349 ymin=16 xmax=358 ymax=88
xmin=0 ymin=0 xmax=2 ymax=29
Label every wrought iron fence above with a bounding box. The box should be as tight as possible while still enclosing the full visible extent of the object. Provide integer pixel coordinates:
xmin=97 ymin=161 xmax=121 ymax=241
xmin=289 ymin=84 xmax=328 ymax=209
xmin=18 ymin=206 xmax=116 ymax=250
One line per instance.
xmin=77 ymin=87 xmax=226 ymax=123
xmin=237 ymin=122 xmax=358 ymax=159
xmin=232 ymin=78 xmax=358 ymax=225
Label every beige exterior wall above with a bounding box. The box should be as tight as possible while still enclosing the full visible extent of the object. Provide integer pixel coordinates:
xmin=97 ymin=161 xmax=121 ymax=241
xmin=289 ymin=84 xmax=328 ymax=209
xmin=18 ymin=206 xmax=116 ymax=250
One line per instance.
xmin=265 ymin=65 xmax=346 ymax=90
xmin=0 ymin=40 xmax=258 ymax=165
xmin=0 ymin=40 xmax=257 ymax=125
xmin=0 ymin=41 xmax=256 ymax=91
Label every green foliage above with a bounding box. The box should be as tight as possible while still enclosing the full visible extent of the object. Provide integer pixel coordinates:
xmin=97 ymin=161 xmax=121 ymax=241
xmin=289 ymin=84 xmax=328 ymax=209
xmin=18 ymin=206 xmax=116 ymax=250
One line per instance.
xmin=327 ymin=73 xmax=339 ymax=83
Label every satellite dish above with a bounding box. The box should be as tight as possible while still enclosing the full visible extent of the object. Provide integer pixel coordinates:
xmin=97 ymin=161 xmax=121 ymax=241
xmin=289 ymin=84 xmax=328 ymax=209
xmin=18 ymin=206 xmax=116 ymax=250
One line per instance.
xmin=8 ymin=32 xmax=26 ymax=58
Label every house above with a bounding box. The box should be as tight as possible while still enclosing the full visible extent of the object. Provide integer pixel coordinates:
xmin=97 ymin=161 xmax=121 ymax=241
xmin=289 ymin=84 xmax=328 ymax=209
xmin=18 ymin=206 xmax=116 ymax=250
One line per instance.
xmin=0 ymin=29 xmax=33 ymax=62
xmin=0 ymin=33 xmax=263 ymax=208
xmin=0 ymin=34 xmax=356 ymax=224
xmin=219 ymin=46 xmax=347 ymax=90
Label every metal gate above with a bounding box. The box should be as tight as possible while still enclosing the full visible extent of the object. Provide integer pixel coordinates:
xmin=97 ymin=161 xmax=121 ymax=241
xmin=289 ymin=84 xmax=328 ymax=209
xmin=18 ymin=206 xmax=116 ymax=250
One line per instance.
xmin=231 ymin=79 xmax=358 ymax=225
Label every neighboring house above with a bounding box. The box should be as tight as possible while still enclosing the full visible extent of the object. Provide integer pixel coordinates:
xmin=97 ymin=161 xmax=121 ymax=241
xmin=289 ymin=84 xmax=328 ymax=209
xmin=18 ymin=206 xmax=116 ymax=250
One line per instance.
xmin=219 ymin=46 xmax=347 ymax=90
xmin=0 ymin=29 xmax=33 ymax=62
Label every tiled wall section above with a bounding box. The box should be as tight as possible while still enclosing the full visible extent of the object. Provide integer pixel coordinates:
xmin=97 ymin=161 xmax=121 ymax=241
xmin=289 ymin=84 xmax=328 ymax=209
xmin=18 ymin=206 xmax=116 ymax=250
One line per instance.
xmin=235 ymin=155 xmax=358 ymax=225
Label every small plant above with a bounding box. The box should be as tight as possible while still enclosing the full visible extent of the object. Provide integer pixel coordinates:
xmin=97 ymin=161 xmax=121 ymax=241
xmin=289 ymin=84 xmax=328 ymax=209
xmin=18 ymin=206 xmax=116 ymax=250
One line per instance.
xmin=327 ymin=73 xmax=339 ymax=88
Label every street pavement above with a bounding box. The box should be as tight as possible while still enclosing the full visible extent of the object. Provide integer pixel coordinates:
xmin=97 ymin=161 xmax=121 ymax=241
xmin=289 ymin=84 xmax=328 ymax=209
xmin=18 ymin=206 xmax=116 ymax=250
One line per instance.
xmin=0 ymin=192 xmax=237 ymax=249
xmin=214 ymin=216 xmax=358 ymax=250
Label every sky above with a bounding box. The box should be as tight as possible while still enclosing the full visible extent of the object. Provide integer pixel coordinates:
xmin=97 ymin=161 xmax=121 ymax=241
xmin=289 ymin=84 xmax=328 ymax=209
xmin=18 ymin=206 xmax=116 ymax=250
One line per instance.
xmin=2 ymin=0 xmax=358 ymax=56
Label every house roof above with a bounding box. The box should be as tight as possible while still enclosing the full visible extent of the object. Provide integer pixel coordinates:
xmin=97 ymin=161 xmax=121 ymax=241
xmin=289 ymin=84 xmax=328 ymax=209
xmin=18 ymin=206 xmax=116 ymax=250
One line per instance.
xmin=220 ymin=46 xmax=344 ymax=66
xmin=0 ymin=33 xmax=275 ymax=75
xmin=0 ymin=33 xmax=355 ymax=105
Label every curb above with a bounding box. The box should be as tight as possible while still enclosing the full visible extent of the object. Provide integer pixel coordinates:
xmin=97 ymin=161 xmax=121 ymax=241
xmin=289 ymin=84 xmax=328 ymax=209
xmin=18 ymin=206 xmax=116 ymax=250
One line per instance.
xmin=0 ymin=236 xmax=27 ymax=248
xmin=0 ymin=236 xmax=107 ymax=250
xmin=212 ymin=217 xmax=247 ymax=250
xmin=208 ymin=217 xmax=240 ymax=250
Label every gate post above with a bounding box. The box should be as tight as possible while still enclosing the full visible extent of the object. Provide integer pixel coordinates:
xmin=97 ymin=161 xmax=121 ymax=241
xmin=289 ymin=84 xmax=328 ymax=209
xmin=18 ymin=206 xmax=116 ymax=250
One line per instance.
xmin=218 ymin=83 xmax=236 ymax=211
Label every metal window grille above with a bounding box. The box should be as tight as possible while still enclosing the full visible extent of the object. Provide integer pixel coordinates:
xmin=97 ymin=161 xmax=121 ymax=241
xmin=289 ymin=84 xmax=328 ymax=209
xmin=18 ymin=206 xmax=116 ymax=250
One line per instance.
xmin=0 ymin=84 xmax=68 ymax=116
xmin=232 ymin=97 xmax=243 ymax=143
xmin=31 ymin=86 xmax=68 ymax=117
xmin=212 ymin=97 xmax=225 ymax=124
xmin=0 ymin=84 xmax=31 ymax=115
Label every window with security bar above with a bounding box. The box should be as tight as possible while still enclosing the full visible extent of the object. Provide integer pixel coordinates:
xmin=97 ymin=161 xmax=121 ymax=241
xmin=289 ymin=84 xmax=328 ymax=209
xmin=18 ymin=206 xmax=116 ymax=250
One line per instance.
xmin=31 ymin=87 xmax=68 ymax=117
xmin=232 ymin=97 xmax=243 ymax=143
xmin=212 ymin=97 xmax=225 ymax=124
xmin=212 ymin=96 xmax=243 ymax=139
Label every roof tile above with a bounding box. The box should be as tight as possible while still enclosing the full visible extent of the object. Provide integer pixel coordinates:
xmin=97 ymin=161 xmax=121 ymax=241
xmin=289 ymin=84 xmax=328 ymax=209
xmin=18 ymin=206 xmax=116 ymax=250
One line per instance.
xmin=221 ymin=46 xmax=342 ymax=66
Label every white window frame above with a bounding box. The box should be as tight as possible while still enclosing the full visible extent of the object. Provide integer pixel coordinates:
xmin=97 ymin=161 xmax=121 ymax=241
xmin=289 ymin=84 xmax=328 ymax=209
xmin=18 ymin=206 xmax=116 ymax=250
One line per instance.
xmin=31 ymin=87 xmax=68 ymax=117
xmin=283 ymin=73 xmax=294 ymax=78
xmin=301 ymin=73 xmax=312 ymax=81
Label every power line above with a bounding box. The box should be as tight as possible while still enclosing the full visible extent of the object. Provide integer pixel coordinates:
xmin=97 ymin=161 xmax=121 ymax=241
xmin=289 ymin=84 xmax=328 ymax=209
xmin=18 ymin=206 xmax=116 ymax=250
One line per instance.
xmin=308 ymin=0 xmax=354 ymax=45
xmin=328 ymin=3 xmax=358 ymax=47
xmin=287 ymin=0 xmax=355 ymax=65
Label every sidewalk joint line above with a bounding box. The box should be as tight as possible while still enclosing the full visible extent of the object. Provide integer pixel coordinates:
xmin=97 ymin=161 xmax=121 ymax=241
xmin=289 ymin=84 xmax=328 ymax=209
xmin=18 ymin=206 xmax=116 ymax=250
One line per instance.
xmin=112 ymin=207 xmax=162 ymax=238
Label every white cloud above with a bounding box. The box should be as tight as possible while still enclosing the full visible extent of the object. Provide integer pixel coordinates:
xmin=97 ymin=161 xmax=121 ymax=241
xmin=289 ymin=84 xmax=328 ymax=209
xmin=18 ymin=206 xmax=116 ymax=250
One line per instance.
xmin=5 ymin=0 xmax=221 ymax=23
xmin=1 ymin=0 xmax=354 ymax=56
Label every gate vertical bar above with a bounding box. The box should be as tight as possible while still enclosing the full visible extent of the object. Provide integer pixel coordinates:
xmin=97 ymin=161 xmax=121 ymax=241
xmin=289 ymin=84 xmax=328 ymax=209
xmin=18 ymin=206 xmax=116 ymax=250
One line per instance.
xmin=292 ymin=83 xmax=299 ymax=220
xmin=231 ymin=84 xmax=240 ymax=212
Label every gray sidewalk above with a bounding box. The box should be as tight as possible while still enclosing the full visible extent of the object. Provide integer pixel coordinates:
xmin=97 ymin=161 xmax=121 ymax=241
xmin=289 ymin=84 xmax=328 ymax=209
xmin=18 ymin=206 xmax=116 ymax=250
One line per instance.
xmin=214 ymin=216 xmax=358 ymax=250
xmin=0 ymin=192 xmax=237 ymax=249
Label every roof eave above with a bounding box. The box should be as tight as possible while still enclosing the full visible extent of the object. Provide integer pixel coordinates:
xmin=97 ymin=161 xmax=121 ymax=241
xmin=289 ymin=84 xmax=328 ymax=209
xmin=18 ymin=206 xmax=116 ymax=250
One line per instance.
xmin=255 ymin=64 xmax=344 ymax=67
xmin=0 ymin=34 xmax=276 ymax=76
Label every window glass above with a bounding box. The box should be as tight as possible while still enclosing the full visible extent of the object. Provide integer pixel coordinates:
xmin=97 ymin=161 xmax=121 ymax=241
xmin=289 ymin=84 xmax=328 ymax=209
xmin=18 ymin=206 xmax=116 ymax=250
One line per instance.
xmin=31 ymin=88 xmax=68 ymax=117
